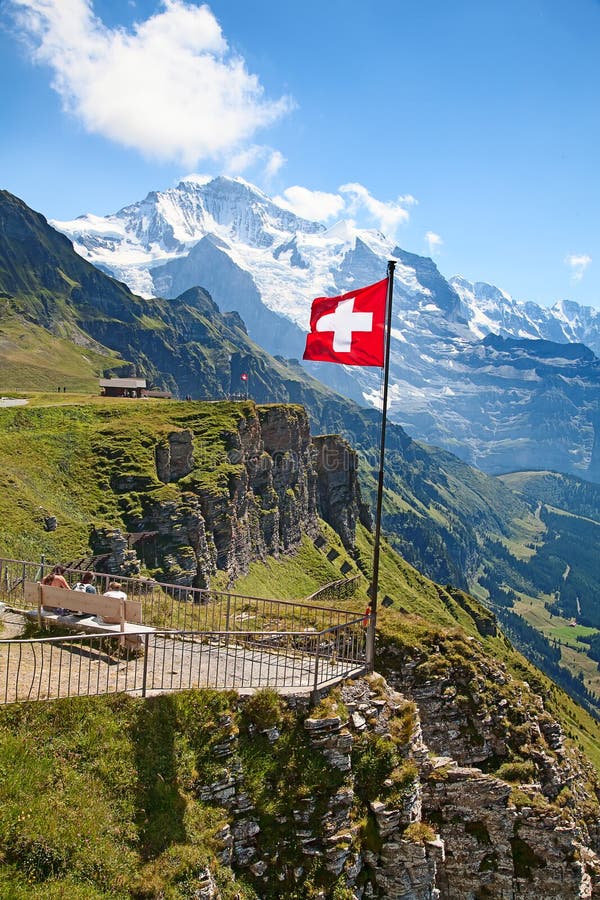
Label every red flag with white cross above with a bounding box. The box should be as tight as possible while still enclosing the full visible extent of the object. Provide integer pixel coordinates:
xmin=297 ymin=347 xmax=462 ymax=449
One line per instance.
xmin=302 ymin=278 xmax=388 ymax=367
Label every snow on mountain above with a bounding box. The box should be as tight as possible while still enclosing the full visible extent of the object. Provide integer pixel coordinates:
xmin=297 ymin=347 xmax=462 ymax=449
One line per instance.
xmin=55 ymin=174 xmax=600 ymax=352
xmin=53 ymin=175 xmax=327 ymax=299
xmin=450 ymin=276 xmax=600 ymax=355
xmin=51 ymin=175 xmax=600 ymax=481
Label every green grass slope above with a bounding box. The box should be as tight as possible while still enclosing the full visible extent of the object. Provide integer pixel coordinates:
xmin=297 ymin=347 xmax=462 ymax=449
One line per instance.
xmin=499 ymin=469 xmax=600 ymax=522
xmin=1 ymin=525 xmax=600 ymax=897
xmin=0 ymin=314 xmax=124 ymax=391
xmin=0 ymin=396 xmax=261 ymax=563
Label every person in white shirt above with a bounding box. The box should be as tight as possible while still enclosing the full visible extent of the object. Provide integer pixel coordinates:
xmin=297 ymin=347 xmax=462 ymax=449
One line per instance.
xmin=103 ymin=581 xmax=127 ymax=601
xmin=101 ymin=581 xmax=128 ymax=624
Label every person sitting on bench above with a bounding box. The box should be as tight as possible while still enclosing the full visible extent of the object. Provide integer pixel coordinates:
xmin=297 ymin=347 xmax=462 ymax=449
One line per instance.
xmin=41 ymin=565 xmax=70 ymax=590
xmin=104 ymin=581 xmax=127 ymax=601
xmin=101 ymin=582 xmax=128 ymax=624
xmin=73 ymin=571 xmax=97 ymax=593
xmin=41 ymin=565 xmax=70 ymax=613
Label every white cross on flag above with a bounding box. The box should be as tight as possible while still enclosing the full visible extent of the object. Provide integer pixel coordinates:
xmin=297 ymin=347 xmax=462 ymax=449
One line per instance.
xmin=303 ymin=278 xmax=388 ymax=367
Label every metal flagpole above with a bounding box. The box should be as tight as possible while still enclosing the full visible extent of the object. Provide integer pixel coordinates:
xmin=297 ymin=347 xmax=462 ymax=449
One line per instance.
xmin=366 ymin=259 xmax=396 ymax=671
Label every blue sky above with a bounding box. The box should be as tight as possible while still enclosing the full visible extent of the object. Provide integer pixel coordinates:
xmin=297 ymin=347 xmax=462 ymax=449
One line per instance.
xmin=1 ymin=0 xmax=600 ymax=307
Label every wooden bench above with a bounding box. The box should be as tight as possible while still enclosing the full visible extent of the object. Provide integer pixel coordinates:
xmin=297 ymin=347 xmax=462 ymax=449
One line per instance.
xmin=23 ymin=582 xmax=155 ymax=647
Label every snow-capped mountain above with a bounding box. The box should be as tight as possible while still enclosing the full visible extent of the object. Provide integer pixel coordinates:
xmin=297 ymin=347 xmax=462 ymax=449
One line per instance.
xmin=451 ymin=276 xmax=600 ymax=355
xmin=52 ymin=176 xmax=600 ymax=481
xmin=54 ymin=176 xmax=326 ymax=298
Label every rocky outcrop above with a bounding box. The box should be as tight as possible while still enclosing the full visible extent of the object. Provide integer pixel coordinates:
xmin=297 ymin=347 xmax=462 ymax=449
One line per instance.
xmin=96 ymin=403 xmax=379 ymax=588
xmin=377 ymin=633 xmax=600 ymax=898
xmin=138 ymin=492 xmax=216 ymax=588
xmin=192 ymin=678 xmax=444 ymax=898
xmin=133 ymin=405 xmax=321 ymax=586
xmin=313 ymin=434 xmax=372 ymax=550
xmin=155 ymin=428 xmax=194 ymax=482
xmin=89 ymin=526 xmax=141 ymax=577
xmin=191 ymin=673 xmax=600 ymax=899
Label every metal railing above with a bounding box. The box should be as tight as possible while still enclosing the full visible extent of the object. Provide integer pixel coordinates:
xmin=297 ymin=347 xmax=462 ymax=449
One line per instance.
xmin=0 ymin=622 xmax=367 ymax=704
xmin=0 ymin=558 xmax=362 ymax=634
xmin=0 ymin=557 xmax=369 ymax=704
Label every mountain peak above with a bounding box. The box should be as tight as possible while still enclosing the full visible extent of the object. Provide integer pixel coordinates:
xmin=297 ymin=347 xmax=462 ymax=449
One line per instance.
xmin=178 ymin=173 xmax=213 ymax=187
xmin=394 ymin=247 xmax=466 ymax=323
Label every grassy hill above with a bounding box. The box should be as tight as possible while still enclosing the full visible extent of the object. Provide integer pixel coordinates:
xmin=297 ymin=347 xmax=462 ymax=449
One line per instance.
xmin=489 ymin=470 xmax=600 ymax=707
xmin=0 ymin=316 xmax=123 ymax=391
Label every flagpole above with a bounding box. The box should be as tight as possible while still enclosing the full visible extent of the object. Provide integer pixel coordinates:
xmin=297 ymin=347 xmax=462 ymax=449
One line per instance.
xmin=367 ymin=259 xmax=396 ymax=671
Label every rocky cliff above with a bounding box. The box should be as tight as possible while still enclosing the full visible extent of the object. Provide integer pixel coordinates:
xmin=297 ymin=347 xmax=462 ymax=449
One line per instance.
xmin=90 ymin=404 xmax=369 ymax=589
xmin=2 ymin=663 xmax=597 ymax=899
xmin=189 ymin=667 xmax=600 ymax=899
xmin=313 ymin=434 xmax=372 ymax=550
xmin=379 ymin=628 xmax=600 ymax=897
xmin=101 ymin=405 xmax=320 ymax=587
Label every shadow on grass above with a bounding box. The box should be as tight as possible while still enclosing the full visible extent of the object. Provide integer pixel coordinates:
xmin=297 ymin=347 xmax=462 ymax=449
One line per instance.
xmin=132 ymin=694 xmax=187 ymax=859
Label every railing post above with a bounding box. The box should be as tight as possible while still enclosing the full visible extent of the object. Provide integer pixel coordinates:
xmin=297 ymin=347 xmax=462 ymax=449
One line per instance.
xmin=224 ymin=593 xmax=232 ymax=652
xmin=366 ymin=618 xmax=375 ymax=671
xmin=141 ymin=633 xmax=150 ymax=697
xmin=312 ymin=639 xmax=321 ymax=701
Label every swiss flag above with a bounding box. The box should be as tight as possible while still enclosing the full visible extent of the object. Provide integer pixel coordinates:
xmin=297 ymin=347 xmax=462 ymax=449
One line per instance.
xmin=303 ymin=278 xmax=388 ymax=367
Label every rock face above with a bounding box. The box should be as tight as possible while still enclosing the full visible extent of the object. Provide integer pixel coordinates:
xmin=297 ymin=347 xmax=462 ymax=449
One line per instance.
xmin=313 ymin=434 xmax=372 ymax=549
xmin=259 ymin=404 xmax=320 ymax=552
xmin=378 ymin=633 xmax=600 ymax=899
xmin=117 ymin=405 xmax=324 ymax=587
xmin=155 ymin=429 xmax=194 ymax=482
xmin=90 ymin=526 xmax=141 ymax=577
xmin=93 ymin=403 xmax=373 ymax=588
xmin=189 ymin=672 xmax=600 ymax=898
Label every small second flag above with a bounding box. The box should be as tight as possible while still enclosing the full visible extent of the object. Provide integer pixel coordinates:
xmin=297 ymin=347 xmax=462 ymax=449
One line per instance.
xmin=302 ymin=278 xmax=388 ymax=367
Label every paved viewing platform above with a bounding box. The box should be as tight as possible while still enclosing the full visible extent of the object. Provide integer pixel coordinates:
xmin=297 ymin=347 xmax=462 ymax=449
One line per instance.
xmin=0 ymin=557 xmax=368 ymax=703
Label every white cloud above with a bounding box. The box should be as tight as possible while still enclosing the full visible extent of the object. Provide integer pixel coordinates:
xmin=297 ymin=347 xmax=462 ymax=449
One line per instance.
xmin=425 ymin=231 xmax=443 ymax=255
xmin=272 ymin=181 xmax=418 ymax=231
xmin=565 ymin=253 xmax=592 ymax=281
xmin=274 ymin=186 xmax=345 ymax=222
xmin=339 ymin=182 xmax=416 ymax=237
xmin=224 ymin=145 xmax=285 ymax=181
xmin=8 ymin=0 xmax=293 ymax=166
xmin=263 ymin=150 xmax=286 ymax=180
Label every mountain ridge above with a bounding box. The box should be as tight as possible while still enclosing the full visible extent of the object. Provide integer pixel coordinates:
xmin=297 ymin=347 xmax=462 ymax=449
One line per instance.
xmin=51 ymin=176 xmax=600 ymax=481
